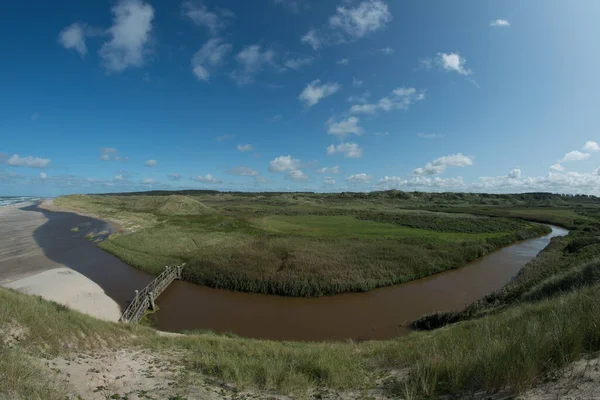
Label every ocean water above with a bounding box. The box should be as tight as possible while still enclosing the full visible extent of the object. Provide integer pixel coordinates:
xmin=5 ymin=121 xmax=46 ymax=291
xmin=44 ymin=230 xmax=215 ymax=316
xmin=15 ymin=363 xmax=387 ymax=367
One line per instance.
xmin=0 ymin=196 xmax=43 ymax=207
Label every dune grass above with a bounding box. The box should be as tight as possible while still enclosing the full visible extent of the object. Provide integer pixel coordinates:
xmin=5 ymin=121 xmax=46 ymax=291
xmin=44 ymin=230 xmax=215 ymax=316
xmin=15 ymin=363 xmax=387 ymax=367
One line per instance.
xmin=54 ymin=193 xmax=550 ymax=296
xmin=2 ymin=283 xmax=600 ymax=398
xmin=5 ymin=190 xmax=600 ymax=398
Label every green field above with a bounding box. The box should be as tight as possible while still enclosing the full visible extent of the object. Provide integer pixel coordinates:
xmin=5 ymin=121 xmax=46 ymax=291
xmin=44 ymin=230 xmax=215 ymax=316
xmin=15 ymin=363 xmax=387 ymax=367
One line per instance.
xmin=55 ymin=192 xmax=550 ymax=296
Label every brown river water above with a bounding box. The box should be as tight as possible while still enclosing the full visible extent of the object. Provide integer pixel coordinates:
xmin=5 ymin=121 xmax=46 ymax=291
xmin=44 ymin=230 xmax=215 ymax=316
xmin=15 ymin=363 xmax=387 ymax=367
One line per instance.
xmin=26 ymin=205 xmax=568 ymax=342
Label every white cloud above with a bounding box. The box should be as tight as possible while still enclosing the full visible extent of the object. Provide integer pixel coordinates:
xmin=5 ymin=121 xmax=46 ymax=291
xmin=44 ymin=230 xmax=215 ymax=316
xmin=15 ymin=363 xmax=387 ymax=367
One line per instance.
xmin=141 ymin=177 xmax=155 ymax=184
xmin=144 ymin=159 xmax=157 ymax=167
xmin=347 ymin=93 xmax=370 ymax=104
xmin=508 ymin=169 xmax=521 ymax=179
xmin=298 ymin=79 xmax=341 ymax=107
xmin=98 ymin=0 xmax=155 ymax=73
xmin=472 ymin=171 xmax=600 ymax=195
xmin=58 ymin=23 xmax=87 ymax=57
xmin=255 ymin=176 xmax=273 ymax=184
xmin=346 ymin=173 xmax=372 ymax=184
xmin=438 ymin=52 xmax=472 ymax=76
xmin=326 ymin=142 xmax=363 ymax=158
xmin=583 ymin=141 xmax=600 ymax=152
xmin=323 ymin=176 xmax=336 ymax=185
xmin=287 ymin=169 xmax=309 ymax=181
xmin=352 ymin=77 xmax=364 ymax=88
xmin=39 ymin=172 xmax=47 ymax=180
xmin=230 ymin=45 xmax=279 ymax=85
xmin=418 ymin=58 xmax=433 ymax=70
xmin=237 ymin=144 xmax=253 ymax=152
xmin=561 ymin=150 xmax=590 ymax=162
xmin=269 ymin=155 xmax=301 ymax=172
xmin=114 ymin=174 xmax=125 ymax=181
xmin=349 ymin=87 xmax=425 ymax=115
xmin=595 ymin=168 xmax=600 ymax=176
xmin=418 ymin=133 xmax=445 ymax=139
xmin=349 ymin=104 xmax=378 ymax=114
xmin=216 ymin=134 xmax=233 ymax=142
xmin=549 ymin=163 xmax=565 ymax=172
xmin=337 ymin=58 xmax=349 ymax=65
xmin=192 ymin=173 xmax=222 ymax=184
xmin=490 ymin=19 xmax=510 ymax=27
xmin=301 ymin=0 xmax=391 ymax=50
xmin=7 ymin=154 xmax=51 ymax=168
xmin=413 ymin=153 xmax=473 ymax=176
xmin=301 ymin=29 xmax=321 ymax=50
xmin=326 ymin=116 xmax=363 ymax=139
xmin=316 ymin=166 xmax=340 ymax=174
xmin=191 ymin=38 xmax=232 ymax=81
xmin=229 ymin=166 xmax=259 ymax=176
xmin=376 ymin=176 xmax=466 ymax=191
xmin=284 ymin=56 xmax=314 ymax=70
xmin=329 ymin=0 xmax=392 ymax=39
xmin=182 ymin=2 xmax=233 ymax=35
xmin=99 ymin=147 xmax=128 ymax=162
xmin=167 ymin=173 xmax=182 ymax=181
xmin=377 ymin=47 xmax=394 ymax=55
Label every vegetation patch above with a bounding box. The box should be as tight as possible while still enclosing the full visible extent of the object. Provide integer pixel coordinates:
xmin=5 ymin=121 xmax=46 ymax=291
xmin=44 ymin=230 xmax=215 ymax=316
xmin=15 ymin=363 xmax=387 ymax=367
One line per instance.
xmin=55 ymin=193 xmax=550 ymax=296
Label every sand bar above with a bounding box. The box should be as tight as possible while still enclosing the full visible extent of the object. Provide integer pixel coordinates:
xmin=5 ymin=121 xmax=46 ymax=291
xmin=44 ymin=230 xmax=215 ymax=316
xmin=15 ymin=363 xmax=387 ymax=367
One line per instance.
xmin=0 ymin=203 xmax=121 ymax=321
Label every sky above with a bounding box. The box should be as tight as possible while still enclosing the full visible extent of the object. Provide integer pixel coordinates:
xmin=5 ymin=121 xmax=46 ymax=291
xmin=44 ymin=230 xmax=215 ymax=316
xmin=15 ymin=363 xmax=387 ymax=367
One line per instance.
xmin=1 ymin=0 xmax=600 ymax=197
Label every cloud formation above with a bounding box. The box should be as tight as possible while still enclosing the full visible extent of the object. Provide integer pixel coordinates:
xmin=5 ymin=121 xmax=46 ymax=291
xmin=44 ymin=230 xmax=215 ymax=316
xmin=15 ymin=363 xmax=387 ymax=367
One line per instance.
xmin=7 ymin=154 xmax=51 ymax=168
xmin=316 ymin=166 xmax=340 ymax=174
xmin=144 ymin=159 xmax=157 ymax=167
xmin=269 ymin=155 xmax=301 ymax=172
xmin=490 ymin=19 xmax=510 ymax=27
xmin=346 ymin=173 xmax=371 ymax=184
xmin=299 ymin=79 xmax=341 ymax=107
xmin=58 ymin=23 xmax=88 ymax=57
xmin=191 ymin=38 xmax=232 ymax=81
xmin=438 ymin=53 xmax=472 ymax=75
xmin=230 ymin=45 xmax=279 ymax=85
xmin=237 ymin=144 xmax=253 ymax=152
xmin=413 ymin=153 xmax=473 ymax=176
xmin=326 ymin=142 xmax=363 ymax=158
xmin=349 ymin=87 xmax=425 ymax=115
xmin=182 ymin=2 xmax=234 ymax=35
xmin=98 ymin=0 xmax=154 ymax=73
xmin=561 ymin=150 xmax=590 ymax=162
xmin=228 ymin=166 xmax=259 ymax=176
xmin=326 ymin=116 xmax=363 ymax=140
xmin=192 ymin=174 xmax=222 ymax=184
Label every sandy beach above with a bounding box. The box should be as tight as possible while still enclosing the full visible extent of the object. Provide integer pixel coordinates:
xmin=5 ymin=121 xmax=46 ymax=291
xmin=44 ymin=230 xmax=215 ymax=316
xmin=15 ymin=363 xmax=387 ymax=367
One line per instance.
xmin=0 ymin=203 xmax=121 ymax=321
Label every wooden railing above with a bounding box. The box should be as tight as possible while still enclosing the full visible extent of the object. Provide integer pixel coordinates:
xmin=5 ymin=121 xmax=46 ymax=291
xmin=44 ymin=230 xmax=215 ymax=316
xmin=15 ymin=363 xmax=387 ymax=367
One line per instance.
xmin=119 ymin=264 xmax=185 ymax=323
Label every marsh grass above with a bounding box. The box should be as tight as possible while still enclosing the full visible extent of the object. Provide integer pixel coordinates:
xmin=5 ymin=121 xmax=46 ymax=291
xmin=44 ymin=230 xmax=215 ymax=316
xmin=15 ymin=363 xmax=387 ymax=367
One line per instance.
xmin=56 ymin=194 xmax=549 ymax=296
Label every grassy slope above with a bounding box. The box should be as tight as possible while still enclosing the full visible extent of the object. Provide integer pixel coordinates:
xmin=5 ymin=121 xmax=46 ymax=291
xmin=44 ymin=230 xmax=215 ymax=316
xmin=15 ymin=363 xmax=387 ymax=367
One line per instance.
xmin=54 ymin=193 xmax=549 ymax=296
xmin=4 ymin=190 xmax=600 ymax=398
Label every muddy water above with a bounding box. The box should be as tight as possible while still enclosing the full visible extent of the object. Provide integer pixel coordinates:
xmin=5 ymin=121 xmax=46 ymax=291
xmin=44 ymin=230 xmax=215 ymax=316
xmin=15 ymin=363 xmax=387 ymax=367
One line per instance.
xmin=153 ymin=226 xmax=568 ymax=341
xmin=25 ymin=205 xmax=567 ymax=341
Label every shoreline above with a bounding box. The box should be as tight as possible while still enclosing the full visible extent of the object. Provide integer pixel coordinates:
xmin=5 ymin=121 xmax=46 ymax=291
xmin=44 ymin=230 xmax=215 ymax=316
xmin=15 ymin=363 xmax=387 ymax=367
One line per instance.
xmin=0 ymin=203 xmax=122 ymax=322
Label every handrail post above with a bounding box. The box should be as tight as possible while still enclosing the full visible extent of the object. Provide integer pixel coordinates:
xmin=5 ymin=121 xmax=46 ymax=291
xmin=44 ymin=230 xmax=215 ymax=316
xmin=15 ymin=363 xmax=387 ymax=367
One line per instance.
xmin=148 ymin=291 xmax=156 ymax=311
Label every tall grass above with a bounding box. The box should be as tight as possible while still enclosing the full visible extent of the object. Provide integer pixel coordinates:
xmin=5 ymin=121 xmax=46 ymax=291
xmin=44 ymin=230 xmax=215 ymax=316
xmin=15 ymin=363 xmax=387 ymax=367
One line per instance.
xmin=55 ymin=194 xmax=550 ymax=297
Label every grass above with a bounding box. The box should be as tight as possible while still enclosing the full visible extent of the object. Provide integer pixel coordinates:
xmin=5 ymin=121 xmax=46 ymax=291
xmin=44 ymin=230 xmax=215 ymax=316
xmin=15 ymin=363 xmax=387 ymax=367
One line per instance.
xmin=54 ymin=193 xmax=550 ymax=296
xmin=5 ymin=189 xmax=600 ymax=398
xmin=2 ymin=283 xmax=600 ymax=398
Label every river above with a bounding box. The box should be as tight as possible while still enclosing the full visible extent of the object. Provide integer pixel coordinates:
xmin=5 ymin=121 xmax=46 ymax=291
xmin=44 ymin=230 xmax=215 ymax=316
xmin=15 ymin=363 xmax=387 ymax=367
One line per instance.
xmin=26 ymin=204 xmax=568 ymax=341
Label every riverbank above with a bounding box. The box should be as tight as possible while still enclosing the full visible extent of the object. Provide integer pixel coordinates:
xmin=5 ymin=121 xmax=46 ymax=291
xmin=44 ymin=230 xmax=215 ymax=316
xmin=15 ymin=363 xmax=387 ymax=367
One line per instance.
xmin=0 ymin=203 xmax=121 ymax=321
xmin=37 ymin=196 xmax=566 ymax=340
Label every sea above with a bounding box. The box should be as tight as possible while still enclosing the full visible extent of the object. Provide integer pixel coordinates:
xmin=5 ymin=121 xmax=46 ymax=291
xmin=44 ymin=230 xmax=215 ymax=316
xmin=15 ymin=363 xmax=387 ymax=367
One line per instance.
xmin=0 ymin=196 xmax=45 ymax=207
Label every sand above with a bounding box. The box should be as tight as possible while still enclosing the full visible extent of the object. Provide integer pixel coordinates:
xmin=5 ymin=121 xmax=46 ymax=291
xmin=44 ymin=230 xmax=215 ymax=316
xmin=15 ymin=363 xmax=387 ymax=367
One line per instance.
xmin=0 ymin=203 xmax=121 ymax=322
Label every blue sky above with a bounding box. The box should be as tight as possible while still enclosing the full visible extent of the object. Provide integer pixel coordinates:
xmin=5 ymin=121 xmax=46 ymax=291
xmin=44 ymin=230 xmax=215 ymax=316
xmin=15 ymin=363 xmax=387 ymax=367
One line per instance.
xmin=1 ymin=0 xmax=600 ymax=197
